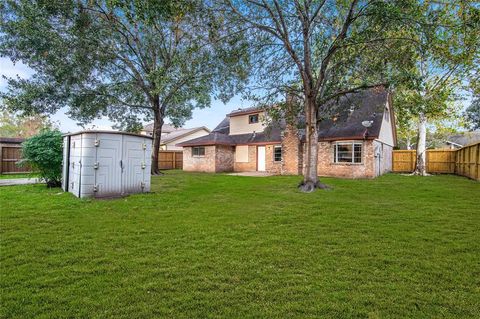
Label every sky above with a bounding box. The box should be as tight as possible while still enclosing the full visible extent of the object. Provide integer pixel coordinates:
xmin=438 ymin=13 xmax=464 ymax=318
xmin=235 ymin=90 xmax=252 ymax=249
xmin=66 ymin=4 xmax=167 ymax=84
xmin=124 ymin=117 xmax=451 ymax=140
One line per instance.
xmin=0 ymin=57 xmax=252 ymax=132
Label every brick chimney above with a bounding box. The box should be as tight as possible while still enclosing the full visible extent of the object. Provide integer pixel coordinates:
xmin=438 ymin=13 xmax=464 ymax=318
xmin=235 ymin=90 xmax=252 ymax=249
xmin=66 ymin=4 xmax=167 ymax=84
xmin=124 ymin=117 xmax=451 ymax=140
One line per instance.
xmin=281 ymin=124 xmax=302 ymax=175
xmin=281 ymin=91 xmax=302 ymax=175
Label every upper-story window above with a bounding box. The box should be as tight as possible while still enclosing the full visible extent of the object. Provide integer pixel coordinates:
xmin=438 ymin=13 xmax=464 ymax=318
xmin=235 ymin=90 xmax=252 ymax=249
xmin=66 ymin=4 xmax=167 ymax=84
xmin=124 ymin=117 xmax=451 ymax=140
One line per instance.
xmin=249 ymin=114 xmax=259 ymax=124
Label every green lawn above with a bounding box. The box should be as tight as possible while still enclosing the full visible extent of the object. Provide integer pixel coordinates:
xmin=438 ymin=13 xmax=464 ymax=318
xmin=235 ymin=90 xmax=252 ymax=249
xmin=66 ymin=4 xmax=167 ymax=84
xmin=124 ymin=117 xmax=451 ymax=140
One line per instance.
xmin=1 ymin=172 xmax=479 ymax=318
xmin=0 ymin=173 xmax=36 ymax=179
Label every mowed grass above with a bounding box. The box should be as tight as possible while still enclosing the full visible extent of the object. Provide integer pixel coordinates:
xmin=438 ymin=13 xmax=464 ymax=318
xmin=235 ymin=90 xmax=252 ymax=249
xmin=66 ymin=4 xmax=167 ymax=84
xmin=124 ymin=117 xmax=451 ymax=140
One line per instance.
xmin=0 ymin=172 xmax=479 ymax=318
xmin=0 ymin=173 xmax=37 ymax=179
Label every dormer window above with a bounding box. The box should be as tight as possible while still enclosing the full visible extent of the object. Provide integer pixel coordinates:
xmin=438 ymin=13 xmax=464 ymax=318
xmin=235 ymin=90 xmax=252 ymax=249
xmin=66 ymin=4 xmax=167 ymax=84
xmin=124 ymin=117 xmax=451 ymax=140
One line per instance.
xmin=249 ymin=114 xmax=259 ymax=124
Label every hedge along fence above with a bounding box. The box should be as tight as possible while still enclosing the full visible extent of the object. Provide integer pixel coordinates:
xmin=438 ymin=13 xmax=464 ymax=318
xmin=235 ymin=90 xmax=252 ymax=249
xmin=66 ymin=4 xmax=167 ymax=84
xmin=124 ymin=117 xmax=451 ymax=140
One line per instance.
xmin=392 ymin=142 xmax=480 ymax=181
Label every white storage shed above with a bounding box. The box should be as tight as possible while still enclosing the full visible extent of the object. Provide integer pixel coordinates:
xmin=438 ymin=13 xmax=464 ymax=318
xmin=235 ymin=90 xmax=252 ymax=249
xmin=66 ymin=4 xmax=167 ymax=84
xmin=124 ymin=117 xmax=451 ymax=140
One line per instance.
xmin=62 ymin=131 xmax=152 ymax=198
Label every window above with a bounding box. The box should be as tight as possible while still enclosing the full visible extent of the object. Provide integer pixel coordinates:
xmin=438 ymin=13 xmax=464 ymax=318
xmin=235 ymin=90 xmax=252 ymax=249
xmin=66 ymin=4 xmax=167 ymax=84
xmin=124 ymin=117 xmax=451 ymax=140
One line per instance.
xmin=249 ymin=114 xmax=259 ymax=124
xmin=192 ymin=146 xmax=205 ymax=157
xmin=333 ymin=142 xmax=362 ymax=163
xmin=274 ymin=146 xmax=282 ymax=162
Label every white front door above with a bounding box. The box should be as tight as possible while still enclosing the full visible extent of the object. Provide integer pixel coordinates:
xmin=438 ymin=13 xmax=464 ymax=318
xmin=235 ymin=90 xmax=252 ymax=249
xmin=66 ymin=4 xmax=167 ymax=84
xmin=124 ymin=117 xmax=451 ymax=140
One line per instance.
xmin=257 ymin=146 xmax=266 ymax=171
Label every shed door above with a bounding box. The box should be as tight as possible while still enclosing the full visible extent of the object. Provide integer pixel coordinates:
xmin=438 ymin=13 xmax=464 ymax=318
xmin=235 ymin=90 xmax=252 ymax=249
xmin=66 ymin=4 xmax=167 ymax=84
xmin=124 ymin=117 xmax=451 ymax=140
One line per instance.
xmin=94 ymin=133 xmax=123 ymax=197
xmin=257 ymin=146 xmax=266 ymax=171
xmin=121 ymin=135 xmax=146 ymax=194
xmin=68 ymin=135 xmax=82 ymax=197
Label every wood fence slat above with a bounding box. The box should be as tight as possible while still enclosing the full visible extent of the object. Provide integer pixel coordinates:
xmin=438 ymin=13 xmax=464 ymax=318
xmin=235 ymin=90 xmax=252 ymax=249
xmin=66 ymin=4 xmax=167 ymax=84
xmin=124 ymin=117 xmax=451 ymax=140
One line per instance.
xmin=1 ymin=146 xmax=31 ymax=174
xmin=158 ymin=151 xmax=183 ymax=170
xmin=392 ymin=142 xmax=479 ymax=181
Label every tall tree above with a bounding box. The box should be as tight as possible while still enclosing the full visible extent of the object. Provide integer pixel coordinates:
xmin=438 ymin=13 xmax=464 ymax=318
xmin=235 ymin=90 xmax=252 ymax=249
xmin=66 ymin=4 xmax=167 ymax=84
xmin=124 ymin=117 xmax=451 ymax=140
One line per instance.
xmin=395 ymin=1 xmax=479 ymax=175
xmin=221 ymin=0 xmax=417 ymax=191
xmin=0 ymin=0 xmax=248 ymax=174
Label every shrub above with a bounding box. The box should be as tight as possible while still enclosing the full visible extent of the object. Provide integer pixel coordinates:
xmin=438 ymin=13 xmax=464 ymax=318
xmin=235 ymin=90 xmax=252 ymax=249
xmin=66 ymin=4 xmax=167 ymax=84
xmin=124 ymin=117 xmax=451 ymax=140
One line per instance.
xmin=21 ymin=130 xmax=63 ymax=187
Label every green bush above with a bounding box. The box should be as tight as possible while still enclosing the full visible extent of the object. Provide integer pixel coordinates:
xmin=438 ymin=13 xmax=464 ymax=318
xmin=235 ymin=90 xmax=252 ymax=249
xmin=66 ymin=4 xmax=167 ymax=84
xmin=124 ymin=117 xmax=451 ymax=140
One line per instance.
xmin=21 ymin=130 xmax=63 ymax=187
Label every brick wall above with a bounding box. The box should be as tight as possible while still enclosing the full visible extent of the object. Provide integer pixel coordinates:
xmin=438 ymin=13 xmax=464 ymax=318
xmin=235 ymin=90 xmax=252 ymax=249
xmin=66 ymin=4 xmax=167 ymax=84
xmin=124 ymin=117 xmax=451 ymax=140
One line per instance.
xmin=183 ymin=146 xmax=216 ymax=173
xmin=265 ymin=144 xmax=282 ymax=174
xmin=315 ymin=141 xmax=376 ymax=178
xmin=281 ymin=124 xmax=302 ymax=175
xmin=234 ymin=145 xmax=257 ymax=171
xmin=215 ymin=145 xmax=234 ymax=172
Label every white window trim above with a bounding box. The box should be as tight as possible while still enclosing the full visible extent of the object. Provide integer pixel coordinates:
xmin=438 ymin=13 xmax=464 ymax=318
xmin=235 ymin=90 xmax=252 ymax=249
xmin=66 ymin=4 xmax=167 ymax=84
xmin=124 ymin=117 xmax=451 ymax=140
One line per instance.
xmin=333 ymin=141 xmax=363 ymax=164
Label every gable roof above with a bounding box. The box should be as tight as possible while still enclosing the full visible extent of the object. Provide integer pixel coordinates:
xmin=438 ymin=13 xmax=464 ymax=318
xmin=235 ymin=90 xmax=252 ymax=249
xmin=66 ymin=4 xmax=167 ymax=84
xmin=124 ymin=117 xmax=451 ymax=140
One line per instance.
xmin=161 ymin=126 xmax=210 ymax=144
xmin=445 ymin=132 xmax=480 ymax=147
xmin=227 ymin=106 xmax=264 ymax=117
xmin=314 ymin=86 xmax=390 ymax=141
xmin=142 ymin=123 xmax=177 ymax=133
xmin=178 ymin=86 xmax=392 ymax=147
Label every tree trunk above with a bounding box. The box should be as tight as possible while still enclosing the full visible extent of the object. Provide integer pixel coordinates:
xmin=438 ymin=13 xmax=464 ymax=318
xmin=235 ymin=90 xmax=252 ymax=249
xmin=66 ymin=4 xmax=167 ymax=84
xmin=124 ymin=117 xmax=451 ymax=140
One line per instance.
xmin=151 ymin=99 xmax=164 ymax=175
xmin=298 ymin=97 xmax=328 ymax=192
xmin=414 ymin=112 xmax=427 ymax=176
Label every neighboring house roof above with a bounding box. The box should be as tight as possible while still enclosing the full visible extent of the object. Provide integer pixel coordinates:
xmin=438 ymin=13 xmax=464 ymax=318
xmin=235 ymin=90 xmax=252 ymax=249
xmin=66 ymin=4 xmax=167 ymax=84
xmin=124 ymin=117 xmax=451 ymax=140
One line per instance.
xmin=142 ymin=123 xmax=177 ymax=134
xmin=161 ymin=126 xmax=210 ymax=144
xmin=0 ymin=137 xmax=26 ymax=143
xmin=142 ymin=123 xmax=210 ymax=144
xmin=178 ymin=86 xmax=393 ymax=147
xmin=445 ymin=132 xmax=480 ymax=147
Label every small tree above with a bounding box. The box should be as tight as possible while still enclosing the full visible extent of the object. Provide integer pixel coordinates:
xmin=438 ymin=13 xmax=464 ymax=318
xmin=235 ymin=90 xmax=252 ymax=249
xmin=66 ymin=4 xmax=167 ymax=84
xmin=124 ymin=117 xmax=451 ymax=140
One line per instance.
xmin=21 ymin=130 xmax=63 ymax=187
xmin=396 ymin=1 xmax=479 ymax=175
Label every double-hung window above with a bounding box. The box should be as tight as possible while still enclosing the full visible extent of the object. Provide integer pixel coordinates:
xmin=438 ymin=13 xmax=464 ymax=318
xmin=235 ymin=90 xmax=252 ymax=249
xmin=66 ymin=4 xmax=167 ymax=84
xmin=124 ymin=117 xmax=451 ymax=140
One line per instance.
xmin=273 ymin=146 xmax=282 ymax=162
xmin=333 ymin=142 xmax=362 ymax=163
xmin=192 ymin=146 xmax=205 ymax=157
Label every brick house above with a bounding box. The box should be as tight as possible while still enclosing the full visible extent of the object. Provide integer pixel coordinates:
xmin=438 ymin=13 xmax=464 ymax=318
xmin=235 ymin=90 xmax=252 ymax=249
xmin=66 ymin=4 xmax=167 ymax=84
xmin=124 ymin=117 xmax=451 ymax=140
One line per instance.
xmin=177 ymin=86 xmax=397 ymax=178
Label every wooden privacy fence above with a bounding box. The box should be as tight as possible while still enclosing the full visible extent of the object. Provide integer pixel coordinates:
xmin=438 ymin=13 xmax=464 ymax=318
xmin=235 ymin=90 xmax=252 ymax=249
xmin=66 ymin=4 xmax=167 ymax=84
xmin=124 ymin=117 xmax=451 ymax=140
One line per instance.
xmin=392 ymin=142 xmax=480 ymax=180
xmin=455 ymin=143 xmax=480 ymax=180
xmin=0 ymin=146 xmax=31 ymax=174
xmin=158 ymin=151 xmax=183 ymax=170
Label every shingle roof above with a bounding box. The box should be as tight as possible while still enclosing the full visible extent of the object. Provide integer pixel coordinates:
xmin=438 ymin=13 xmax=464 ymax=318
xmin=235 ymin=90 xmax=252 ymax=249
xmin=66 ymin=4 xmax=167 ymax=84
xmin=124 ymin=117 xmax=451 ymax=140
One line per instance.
xmin=142 ymin=123 xmax=177 ymax=133
xmin=177 ymin=123 xmax=282 ymax=147
xmin=227 ymin=106 xmax=265 ymax=117
xmin=161 ymin=127 xmax=210 ymax=144
xmin=314 ymin=86 xmax=389 ymax=141
xmin=178 ymin=86 xmax=391 ymax=147
xmin=445 ymin=132 xmax=480 ymax=147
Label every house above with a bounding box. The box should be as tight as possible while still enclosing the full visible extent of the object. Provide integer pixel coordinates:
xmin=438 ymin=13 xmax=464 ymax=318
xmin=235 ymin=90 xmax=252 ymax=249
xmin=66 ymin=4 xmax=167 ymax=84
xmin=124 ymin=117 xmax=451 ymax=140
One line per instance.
xmin=443 ymin=132 xmax=480 ymax=149
xmin=141 ymin=123 xmax=210 ymax=151
xmin=177 ymin=86 xmax=397 ymax=178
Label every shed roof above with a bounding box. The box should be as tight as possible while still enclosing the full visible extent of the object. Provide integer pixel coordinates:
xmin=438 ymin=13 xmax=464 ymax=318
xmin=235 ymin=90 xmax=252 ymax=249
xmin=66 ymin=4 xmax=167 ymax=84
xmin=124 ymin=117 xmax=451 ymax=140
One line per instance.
xmin=63 ymin=130 xmax=153 ymax=139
